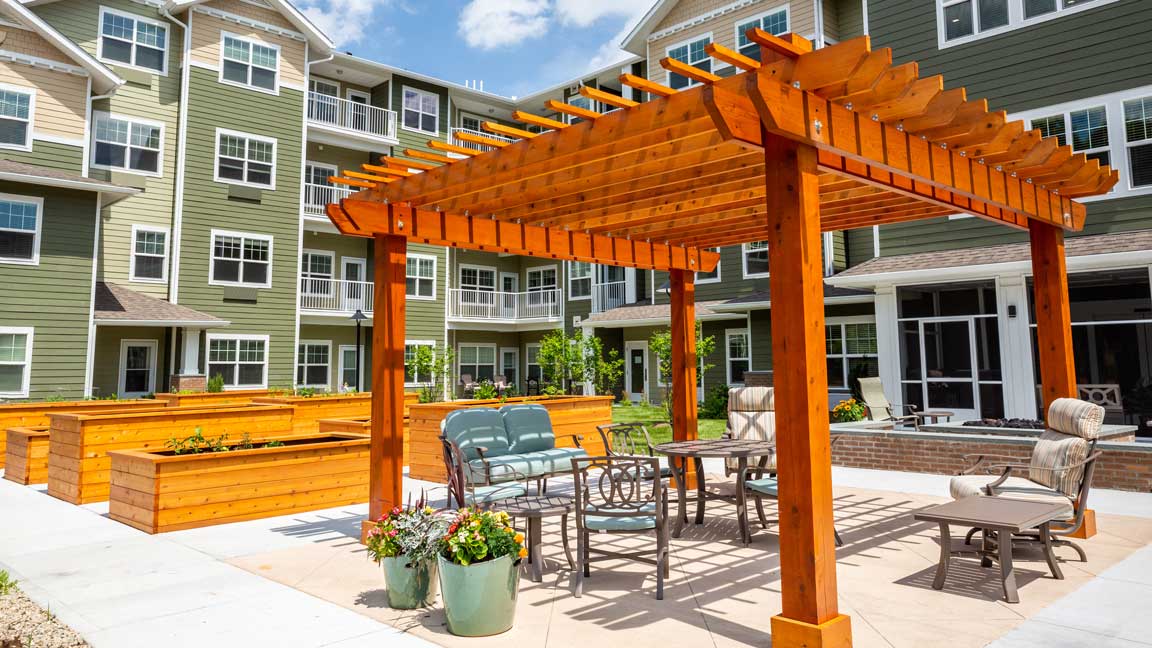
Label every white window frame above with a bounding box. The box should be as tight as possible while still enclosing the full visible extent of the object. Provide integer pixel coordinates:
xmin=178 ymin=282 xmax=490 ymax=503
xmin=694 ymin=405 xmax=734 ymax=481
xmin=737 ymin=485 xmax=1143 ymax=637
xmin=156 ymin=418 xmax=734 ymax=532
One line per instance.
xmin=337 ymin=344 xmax=365 ymax=392
xmin=526 ymin=264 xmax=559 ymax=291
xmin=0 ymin=192 xmax=42 ymax=266
xmin=458 ymin=343 xmax=497 ymax=382
xmin=404 ymin=339 xmax=436 ymax=387
xmin=91 ymin=112 xmax=165 ymax=177
xmin=206 ymin=333 xmax=269 ymax=390
xmin=209 ymin=228 xmax=273 ymax=288
xmin=936 ymin=0 xmax=1120 ymax=49
xmin=825 ymin=316 xmax=879 ymax=390
xmin=568 ymin=261 xmax=593 ymax=300
xmin=118 ymin=338 xmax=158 ymax=397
xmin=525 ymin=342 xmax=542 ymax=383
xmin=664 ymin=33 xmax=712 ymax=90
xmin=500 ymin=346 xmax=519 ymax=386
xmin=406 ymin=252 xmax=437 ymax=300
xmin=218 ymin=31 xmax=280 ymax=95
xmin=213 ymin=128 xmax=277 ymax=190
xmin=725 ymin=328 xmax=751 ymax=387
xmin=0 ymin=82 xmax=35 ymax=152
xmin=731 ymin=6 xmax=790 ymax=63
xmin=458 ymin=263 xmax=497 ymax=291
xmin=696 ymin=247 xmax=722 ymax=284
xmin=296 ymin=340 xmax=332 ymax=389
xmin=300 ymin=248 xmax=334 ymax=296
xmin=742 ymin=241 xmax=769 ymax=278
xmin=0 ymin=326 xmax=33 ymax=398
xmin=97 ymin=6 xmax=169 ymax=76
xmin=401 ymin=85 xmax=439 ymax=135
xmin=129 ymin=224 xmax=169 ymax=283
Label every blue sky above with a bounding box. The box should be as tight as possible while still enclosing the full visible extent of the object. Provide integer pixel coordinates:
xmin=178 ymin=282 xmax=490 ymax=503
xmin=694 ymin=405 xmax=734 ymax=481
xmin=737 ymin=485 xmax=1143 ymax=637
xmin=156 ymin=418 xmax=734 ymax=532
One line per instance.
xmin=294 ymin=0 xmax=653 ymax=98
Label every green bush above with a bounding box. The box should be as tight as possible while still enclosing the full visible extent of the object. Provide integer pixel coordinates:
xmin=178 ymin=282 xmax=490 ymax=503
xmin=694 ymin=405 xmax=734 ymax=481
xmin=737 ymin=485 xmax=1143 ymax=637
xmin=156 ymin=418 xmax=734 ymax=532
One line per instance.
xmin=206 ymin=373 xmax=225 ymax=393
xmin=700 ymin=384 xmax=730 ymax=419
xmin=0 ymin=570 xmax=17 ymax=595
xmin=473 ymin=380 xmax=498 ymax=400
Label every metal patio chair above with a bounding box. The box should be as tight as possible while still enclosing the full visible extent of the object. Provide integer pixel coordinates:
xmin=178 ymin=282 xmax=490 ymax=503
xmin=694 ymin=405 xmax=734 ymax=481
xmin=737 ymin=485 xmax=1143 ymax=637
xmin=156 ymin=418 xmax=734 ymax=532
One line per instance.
xmin=857 ymin=377 xmax=919 ymax=428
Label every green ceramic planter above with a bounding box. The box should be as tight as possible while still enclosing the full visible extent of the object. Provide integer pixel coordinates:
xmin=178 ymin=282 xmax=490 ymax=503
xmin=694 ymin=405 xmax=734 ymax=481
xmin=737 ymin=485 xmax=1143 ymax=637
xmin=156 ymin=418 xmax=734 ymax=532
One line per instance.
xmin=437 ymin=554 xmax=520 ymax=636
xmin=381 ymin=556 xmax=438 ymax=609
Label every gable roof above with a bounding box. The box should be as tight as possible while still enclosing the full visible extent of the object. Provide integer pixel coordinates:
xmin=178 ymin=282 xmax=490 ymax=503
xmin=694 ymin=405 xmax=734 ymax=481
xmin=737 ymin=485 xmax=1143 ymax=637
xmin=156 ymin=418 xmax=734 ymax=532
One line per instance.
xmin=621 ymin=0 xmax=679 ymax=55
xmin=167 ymin=0 xmax=333 ymax=55
xmin=2 ymin=0 xmax=123 ymax=93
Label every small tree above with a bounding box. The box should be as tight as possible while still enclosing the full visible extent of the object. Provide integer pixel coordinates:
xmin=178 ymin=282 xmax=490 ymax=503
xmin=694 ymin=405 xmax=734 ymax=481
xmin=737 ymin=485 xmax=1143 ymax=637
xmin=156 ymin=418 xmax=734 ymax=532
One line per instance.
xmin=537 ymin=329 xmax=587 ymax=395
xmin=649 ymin=323 xmax=717 ymax=420
xmin=585 ymin=334 xmax=625 ymax=397
xmin=410 ymin=345 xmax=454 ymax=403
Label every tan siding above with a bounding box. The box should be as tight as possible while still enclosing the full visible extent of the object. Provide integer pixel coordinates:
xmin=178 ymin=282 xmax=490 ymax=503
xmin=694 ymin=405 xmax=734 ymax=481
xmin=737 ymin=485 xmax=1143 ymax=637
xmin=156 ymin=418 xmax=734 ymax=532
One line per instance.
xmin=203 ymin=0 xmax=297 ymax=31
xmin=190 ymin=11 xmax=306 ymax=89
xmin=823 ymin=0 xmax=840 ymax=39
xmin=308 ymin=75 xmax=373 ymax=97
xmin=0 ymin=61 xmax=86 ymax=141
xmin=0 ymin=27 xmax=74 ymax=64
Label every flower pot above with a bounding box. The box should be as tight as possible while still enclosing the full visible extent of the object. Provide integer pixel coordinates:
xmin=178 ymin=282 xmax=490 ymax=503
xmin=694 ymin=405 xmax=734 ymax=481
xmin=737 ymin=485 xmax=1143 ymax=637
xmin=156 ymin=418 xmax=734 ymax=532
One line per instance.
xmin=437 ymin=554 xmax=519 ymax=636
xmin=381 ymin=556 xmax=438 ymax=609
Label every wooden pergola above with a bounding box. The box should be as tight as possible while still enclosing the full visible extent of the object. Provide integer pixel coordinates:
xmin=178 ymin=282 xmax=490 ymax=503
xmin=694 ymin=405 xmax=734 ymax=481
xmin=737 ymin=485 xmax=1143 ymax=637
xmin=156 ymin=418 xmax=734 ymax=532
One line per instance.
xmin=327 ymin=32 xmax=1114 ymax=647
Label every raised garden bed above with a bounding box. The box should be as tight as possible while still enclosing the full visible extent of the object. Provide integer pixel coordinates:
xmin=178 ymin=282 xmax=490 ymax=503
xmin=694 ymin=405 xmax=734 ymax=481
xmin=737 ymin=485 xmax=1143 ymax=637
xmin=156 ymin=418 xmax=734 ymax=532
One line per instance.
xmin=108 ymin=433 xmax=371 ymax=534
xmin=253 ymin=392 xmax=419 ymax=434
xmin=153 ymin=389 xmax=275 ymax=408
xmin=0 ymin=399 xmax=154 ymax=469
xmin=317 ymin=414 xmax=412 ymax=465
xmin=4 ymin=426 xmax=49 ymax=485
xmin=47 ymin=404 xmax=296 ymax=505
xmin=407 ymin=395 xmax=613 ymax=482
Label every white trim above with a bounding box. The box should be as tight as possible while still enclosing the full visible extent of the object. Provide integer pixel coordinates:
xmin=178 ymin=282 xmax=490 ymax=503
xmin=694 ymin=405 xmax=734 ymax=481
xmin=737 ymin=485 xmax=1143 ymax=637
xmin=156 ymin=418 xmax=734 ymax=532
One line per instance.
xmin=337 ymin=343 xmax=365 ymax=392
xmin=696 ymin=247 xmax=722 ymax=284
xmin=97 ymin=6 xmax=170 ymax=76
xmin=0 ymin=49 xmax=88 ymax=77
xmin=664 ymin=32 xmax=713 ymax=90
xmin=524 ymin=341 xmax=541 ymax=384
xmin=0 ymin=326 xmax=34 ymax=398
xmin=213 ymin=127 xmax=277 ymax=190
xmin=0 ymin=192 xmax=43 ymax=266
xmin=295 ymin=339 xmax=332 ymax=389
xmin=741 ymin=240 xmax=769 ymax=279
xmin=731 ymin=5 xmax=790 ymax=61
xmin=34 ymin=133 xmax=86 ymax=148
xmin=458 ymin=263 xmax=497 ymax=290
xmin=568 ymin=260 xmax=593 ymax=300
xmin=406 ymin=252 xmax=437 ymax=300
xmin=824 ymin=319 xmax=878 ymax=390
xmin=403 ymin=339 xmax=436 ymax=387
xmin=205 ymin=332 xmax=270 ymax=390
xmin=861 ymin=0 xmax=870 ymax=34
xmin=935 ymin=0 xmax=1121 ymax=49
xmin=346 ymin=88 xmax=370 ymax=104
xmin=91 ymin=111 xmax=166 ymax=177
xmin=341 ymin=255 xmax=367 ymax=281
xmin=725 ymin=327 xmax=751 ymax=387
xmin=96 ymin=318 xmax=229 ymax=327
xmin=526 ymin=264 xmax=559 ymax=290
xmin=624 ymin=340 xmax=650 ymax=398
xmin=499 ymin=346 xmax=519 ymax=386
xmin=0 ymin=171 xmax=138 ymax=196
xmin=0 ymin=81 xmax=35 ymax=152
xmin=218 ymin=31 xmax=281 ymax=95
xmin=0 ymin=1 xmax=123 ymax=94
xmin=129 ymin=224 xmax=170 ymax=283
xmin=83 ymin=191 xmax=100 ymax=398
xmin=456 ymin=342 xmax=497 ymax=383
xmin=400 ymin=85 xmax=440 ymax=136
xmin=190 ymin=5 xmax=307 ymax=42
xmin=300 ymin=248 xmax=334 ymax=294
xmin=168 ymin=7 xmax=192 ymax=305
xmin=647 ymin=0 xmax=761 ymax=43
xmin=208 ymin=228 xmax=273 ymax=288
xmin=117 ymin=338 xmax=158 ymax=397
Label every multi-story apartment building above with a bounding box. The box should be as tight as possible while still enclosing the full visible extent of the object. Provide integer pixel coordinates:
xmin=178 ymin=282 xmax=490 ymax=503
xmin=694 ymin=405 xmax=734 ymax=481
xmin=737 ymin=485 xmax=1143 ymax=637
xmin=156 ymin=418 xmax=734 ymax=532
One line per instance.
xmin=3 ymin=0 xmax=1150 ymax=437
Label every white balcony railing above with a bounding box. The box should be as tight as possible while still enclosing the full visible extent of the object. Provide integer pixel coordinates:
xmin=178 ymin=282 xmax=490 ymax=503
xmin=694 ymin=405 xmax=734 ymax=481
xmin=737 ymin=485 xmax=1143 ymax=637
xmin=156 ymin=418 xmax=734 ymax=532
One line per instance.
xmin=299 ymin=278 xmax=374 ymax=314
xmin=303 ymin=183 xmax=355 ymax=217
xmin=307 ymin=92 xmax=397 ymax=140
xmin=448 ymin=288 xmax=562 ymax=321
xmin=592 ymin=281 xmax=627 ymax=313
xmin=449 ymin=127 xmax=517 ymax=153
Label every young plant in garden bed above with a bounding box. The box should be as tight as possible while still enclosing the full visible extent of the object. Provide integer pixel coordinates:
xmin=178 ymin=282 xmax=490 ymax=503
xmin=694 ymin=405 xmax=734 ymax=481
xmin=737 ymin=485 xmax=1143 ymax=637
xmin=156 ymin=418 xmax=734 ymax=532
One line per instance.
xmin=166 ymin=428 xmax=230 ymax=454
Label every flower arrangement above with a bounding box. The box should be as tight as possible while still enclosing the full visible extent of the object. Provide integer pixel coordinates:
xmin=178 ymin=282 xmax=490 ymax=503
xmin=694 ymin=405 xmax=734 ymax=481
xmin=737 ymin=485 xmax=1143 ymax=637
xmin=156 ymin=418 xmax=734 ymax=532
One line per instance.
xmin=442 ymin=509 xmax=527 ymax=566
xmin=366 ymin=500 xmax=450 ymax=566
xmin=831 ymin=398 xmax=867 ymax=423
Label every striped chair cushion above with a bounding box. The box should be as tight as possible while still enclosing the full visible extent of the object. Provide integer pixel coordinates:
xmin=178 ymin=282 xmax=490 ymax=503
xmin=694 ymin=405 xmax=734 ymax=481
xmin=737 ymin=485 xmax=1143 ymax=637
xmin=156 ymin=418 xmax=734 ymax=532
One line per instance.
xmin=1046 ymin=397 xmax=1105 ymax=440
xmin=728 ymin=387 xmax=775 ymax=412
xmin=726 ymin=411 xmax=775 ymax=472
xmin=1029 ymin=429 xmax=1090 ymax=497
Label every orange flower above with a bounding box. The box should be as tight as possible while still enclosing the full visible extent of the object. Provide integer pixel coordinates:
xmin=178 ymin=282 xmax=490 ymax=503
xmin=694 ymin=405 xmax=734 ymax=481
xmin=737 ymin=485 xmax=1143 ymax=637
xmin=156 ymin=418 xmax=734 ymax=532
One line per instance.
xmin=518 ymin=547 xmax=528 ymax=559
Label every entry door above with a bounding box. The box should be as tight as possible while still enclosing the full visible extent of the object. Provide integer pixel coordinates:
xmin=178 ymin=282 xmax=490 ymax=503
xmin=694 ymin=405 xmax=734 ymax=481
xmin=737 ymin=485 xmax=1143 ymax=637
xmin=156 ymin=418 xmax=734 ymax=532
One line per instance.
xmin=338 ymin=344 xmax=364 ymax=392
xmin=624 ymin=342 xmax=647 ymax=402
xmin=919 ymin=317 xmax=980 ymax=419
xmin=347 ymin=90 xmax=370 ymax=132
xmin=119 ymin=340 xmax=157 ymax=397
xmin=500 ymin=347 xmax=518 ymax=389
xmin=342 ymin=258 xmax=367 ymax=312
xmin=500 ymin=273 xmax=518 ymax=319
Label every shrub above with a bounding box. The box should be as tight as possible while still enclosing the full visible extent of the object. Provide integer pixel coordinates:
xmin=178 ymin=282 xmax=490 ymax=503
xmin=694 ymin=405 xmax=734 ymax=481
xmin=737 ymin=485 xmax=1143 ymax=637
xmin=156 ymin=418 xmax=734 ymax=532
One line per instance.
xmin=206 ymin=373 xmax=225 ymax=393
xmin=441 ymin=508 xmax=526 ymax=566
xmin=0 ymin=570 xmax=16 ymax=596
xmin=472 ymin=380 xmax=499 ymax=400
xmin=166 ymin=428 xmax=230 ymax=454
xmin=831 ymin=398 xmax=867 ymax=423
xmin=700 ymin=384 xmax=730 ymax=419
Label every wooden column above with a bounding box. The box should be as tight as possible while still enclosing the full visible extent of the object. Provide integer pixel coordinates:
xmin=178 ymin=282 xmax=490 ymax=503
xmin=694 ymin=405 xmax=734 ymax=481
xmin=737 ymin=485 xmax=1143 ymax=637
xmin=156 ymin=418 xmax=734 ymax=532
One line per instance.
xmin=367 ymin=232 xmax=408 ymax=532
xmin=669 ymin=269 xmax=698 ymax=488
xmin=1029 ymin=220 xmax=1077 ymax=414
xmin=764 ymin=136 xmax=852 ymax=647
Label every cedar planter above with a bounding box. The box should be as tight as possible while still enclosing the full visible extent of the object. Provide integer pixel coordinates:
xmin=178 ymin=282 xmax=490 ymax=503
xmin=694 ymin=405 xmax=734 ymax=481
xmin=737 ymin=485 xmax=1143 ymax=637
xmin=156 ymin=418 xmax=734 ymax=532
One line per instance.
xmin=0 ymin=399 xmax=154 ymax=469
xmin=407 ymin=396 xmax=613 ymax=482
xmin=108 ymin=433 xmax=371 ymax=534
xmin=154 ymin=389 xmax=275 ymax=408
xmin=4 ymin=426 xmax=49 ymax=485
xmin=254 ymin=392 xmax=419 ymax=435
xmin=47 ymin=404 xmax=296 ymax=505
xmin=318 ymin=414 xmax=412 ymax=465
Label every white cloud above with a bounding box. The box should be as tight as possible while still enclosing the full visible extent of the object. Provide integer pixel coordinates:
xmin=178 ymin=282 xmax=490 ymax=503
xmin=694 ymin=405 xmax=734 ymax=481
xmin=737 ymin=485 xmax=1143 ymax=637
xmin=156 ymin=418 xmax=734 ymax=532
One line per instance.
xmin=296 ymin=0 xmax=399 ymax=47
xmin=553 ymin=0 xmax=651 ymax=28
xmin=457 ymin=0 xmax=551 ymax=50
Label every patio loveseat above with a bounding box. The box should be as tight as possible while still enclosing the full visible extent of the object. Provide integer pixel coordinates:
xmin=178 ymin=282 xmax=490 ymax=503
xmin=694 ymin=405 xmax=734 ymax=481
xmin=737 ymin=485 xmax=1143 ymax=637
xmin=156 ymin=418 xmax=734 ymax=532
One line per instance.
xmin=440 ymin=404 xmax=587 ymax=507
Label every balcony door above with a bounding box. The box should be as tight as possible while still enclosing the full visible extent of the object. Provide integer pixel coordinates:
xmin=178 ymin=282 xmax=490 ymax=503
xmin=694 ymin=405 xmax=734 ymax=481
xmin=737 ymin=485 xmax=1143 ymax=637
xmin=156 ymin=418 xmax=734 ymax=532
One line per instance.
xmin=342 ymin=257 xmax=367 ymax=313
xmin=526 ymin=266 xmax=557 ymax=318
xmin=499 ymin=272 xmax=518 ymax=319
xmin=346 ymin=90 xmax=370 ymax=132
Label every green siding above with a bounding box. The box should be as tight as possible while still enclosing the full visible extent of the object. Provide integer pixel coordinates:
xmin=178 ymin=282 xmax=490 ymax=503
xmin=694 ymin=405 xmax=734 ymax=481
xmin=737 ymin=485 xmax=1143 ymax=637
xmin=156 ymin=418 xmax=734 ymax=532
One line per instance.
xmin=306 ymin=143 xmax=370 ymax=176
xmin=392 ymin=75 xmax=449 ymax=154
xmin=655 ymin=245 xmax=769 ymax=304
xmin=0 ymin=182 xmax=96 ymax=400
xmin=845 ymin=227 xmax=874 ymax=267
xmin=749 ymin=310 xmax=772 ymax=372
xmin=834 ymin=0 xmax=865 ymax=40
xmin=406 ymin=242 xmax=447 ymax=341
xmin=3 ymin=141 xmax=85 ymax=174
xmin=91 ymin=326 xmax=171 ymax=397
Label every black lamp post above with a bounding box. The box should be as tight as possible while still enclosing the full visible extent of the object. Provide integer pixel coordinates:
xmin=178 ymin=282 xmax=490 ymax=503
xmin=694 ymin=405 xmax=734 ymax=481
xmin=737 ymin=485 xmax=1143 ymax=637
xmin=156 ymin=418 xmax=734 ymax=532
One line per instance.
xmin=350 ymin=309 xmax=367 ymax=392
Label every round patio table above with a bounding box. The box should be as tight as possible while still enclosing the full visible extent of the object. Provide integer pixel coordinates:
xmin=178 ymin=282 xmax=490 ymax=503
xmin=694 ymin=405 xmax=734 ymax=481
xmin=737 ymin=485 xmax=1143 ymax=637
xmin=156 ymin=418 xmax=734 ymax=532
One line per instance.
xmin=501 ymin=495 xmax=575 ymax=583
xmin=652 ymin=439 xmax=776 ymax=545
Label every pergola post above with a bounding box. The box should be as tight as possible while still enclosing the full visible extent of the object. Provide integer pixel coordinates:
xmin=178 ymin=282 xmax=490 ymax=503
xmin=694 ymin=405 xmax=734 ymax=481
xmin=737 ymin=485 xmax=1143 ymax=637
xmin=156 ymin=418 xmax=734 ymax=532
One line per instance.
xmin=1028 ymin=220 xmax=1077 ymax=413
xmin=764 ymin=136 xmax=852 ymax=646
xmin=367 ymin=232 xmax=407 ymax=531
xmin=669 ymin=269 xmax=698 ymax=488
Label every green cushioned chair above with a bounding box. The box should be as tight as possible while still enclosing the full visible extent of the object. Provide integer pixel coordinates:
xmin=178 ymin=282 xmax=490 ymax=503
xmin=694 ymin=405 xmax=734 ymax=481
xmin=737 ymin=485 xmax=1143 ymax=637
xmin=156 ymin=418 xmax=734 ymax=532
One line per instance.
xmin=745 ymin=476 xmax=843 ymax=547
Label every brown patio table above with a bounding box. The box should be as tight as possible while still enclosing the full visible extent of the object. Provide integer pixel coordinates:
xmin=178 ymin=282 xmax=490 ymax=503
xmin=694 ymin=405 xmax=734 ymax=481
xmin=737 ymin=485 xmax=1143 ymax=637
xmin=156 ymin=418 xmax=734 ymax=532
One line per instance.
xmin=915 ymin=410 xmax=956 ymax=425
xmin=652 ymin=439 xmax=775 ymax=545
xmin=913 ymin=496 xmax=1067 ymax=603
xmin=501 ymin=495 xmax=575 ymax=583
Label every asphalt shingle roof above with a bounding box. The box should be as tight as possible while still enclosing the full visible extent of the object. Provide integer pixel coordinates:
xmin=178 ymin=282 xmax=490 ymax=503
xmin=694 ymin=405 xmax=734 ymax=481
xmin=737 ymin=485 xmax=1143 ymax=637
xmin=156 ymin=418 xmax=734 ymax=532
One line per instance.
xmin=94 ymin=283 xmax=225 ymax=325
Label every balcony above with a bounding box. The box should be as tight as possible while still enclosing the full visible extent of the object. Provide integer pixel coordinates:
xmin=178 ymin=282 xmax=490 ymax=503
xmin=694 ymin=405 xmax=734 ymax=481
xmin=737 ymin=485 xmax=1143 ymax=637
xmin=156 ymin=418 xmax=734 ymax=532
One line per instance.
xmin=303 ymin=183 xmax=354 ymax=219
xmin=306 ymin=92 xmax=398 ymax=150
xmin=448 ymin=127 xmax=517 ymax=154
xmin=448 ymin=288 xmax=562 ymax=324
xmin=299 ymin=278 xmax=374 ymax=315
xmin=592 ymin=281 xmax=627 ymax=313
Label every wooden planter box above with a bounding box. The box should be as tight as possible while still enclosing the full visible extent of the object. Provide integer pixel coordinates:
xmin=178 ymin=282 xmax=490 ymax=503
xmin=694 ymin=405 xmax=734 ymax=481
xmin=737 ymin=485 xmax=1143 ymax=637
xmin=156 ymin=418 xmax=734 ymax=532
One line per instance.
xmin=154 ymin=389 xmax=275 ymax=408
xmin=0 ymin=399 xmax=154 ymax=469
xmin=47 ymin=404 xmax=296 ymax=505
xmin=108 ymin=433 xmax=371 ymax=534
xmin=4 ymin=426 xmax=49 ymax=485
xmin=254 ymin=392 xmax=419 ymax=435
xmin=317 ymin=415 xmax=412 ymax=465
xmin=407 ymin=396 xmax=613 ymax=482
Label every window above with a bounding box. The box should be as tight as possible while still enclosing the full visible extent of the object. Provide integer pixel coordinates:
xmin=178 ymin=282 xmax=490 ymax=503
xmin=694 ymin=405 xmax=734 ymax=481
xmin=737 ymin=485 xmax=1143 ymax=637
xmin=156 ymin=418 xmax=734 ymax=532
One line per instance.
xmin=99 ymin=8 xmax=167 ymax=74
xmin=526 ymin=343 xmax=541 ymax=382
xmin=339 ymin=345 xmax=363 ymax=391
xmin=826 ymin=321 xmax=879 ymax=389
xmin=309 ymin=79 xmax=339 ymax=97
xmin=696 ymin=248 xmax=721 ymax=283
xmin=742 ymin=241 xmax=769 ymax=277
xmin=220 ymin=34 xmax=278 ymax=92
xmin=93 ymin=114 xmax=162 ymax=175
xmin=1030 ymin=106 xmax=1110 ymax=168
xmin=459 ymin=344 xmax=496 ymax=382
xmin=119 ymin=340 xmax=157 ymax=397
xmin=735 ymin=8 xmax=789 ymax=61
xmin=459 ymin=265 xmax=495 ymax=292
xmin=1124 ymin=96 xmax=1152 ymax=187
xmin=404 ymin=341 xmax=434 ymax=385
xmin=0 ymin=85 xmax=33 ymax=150
xmin=0 ymin=194 xmax=41 ymax=265
xmin=527 ymin=266 xmax=557 ymax=291
xmin=569 ymin=261 xmax=592 ymax=299
xmin=0 ymin=327 xmax=32 ymax=398
xmin=402 ymin=87 xmax=438 ymax=134
xmin=207 ymin=335 xmax=268 ymax=389
xmin=938 ymin=0 xmax=1114 ymax=46
xmin=406 ymin=254 xmax=436 ymax=299
xmin=726 ymin=329 xmax=750 ymax=385
xmin=130 ymin=225 xmax=168 ymax=282
xmin=296 ymin=341 xmax=330 ymax=388
xmin=666 ymin=35 xmax=711 ymax=90
xmin=301 ymin=250 xmax=333 ymax=295
xmin=215 ymin=130 xmax=275 ymax=188
xmin=210 ymin=230 xmax=271 ymax=287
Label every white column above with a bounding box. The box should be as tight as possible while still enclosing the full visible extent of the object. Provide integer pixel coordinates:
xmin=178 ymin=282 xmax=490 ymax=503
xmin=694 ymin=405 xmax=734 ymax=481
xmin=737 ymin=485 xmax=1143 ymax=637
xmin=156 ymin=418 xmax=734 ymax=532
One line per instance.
xmin=625 ymin=267 xmax=637 ymax=304
xmin=181 ymin=328 xmax=202 ymax=375
xmin=873 ymin=285 xmax=903 ymax=409
xmin=997 ymin=274 xmax=1038 ymax=418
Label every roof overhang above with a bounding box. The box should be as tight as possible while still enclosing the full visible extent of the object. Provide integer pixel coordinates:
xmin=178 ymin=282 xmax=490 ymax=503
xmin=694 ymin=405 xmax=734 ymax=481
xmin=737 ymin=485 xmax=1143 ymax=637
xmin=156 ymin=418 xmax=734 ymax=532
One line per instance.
xmin=95 ymin=318 xmax=231 ymax=328
xmin=167 ymin=0 xmax=333 ymax=55
xmin=581 ymin=311 xmax=747 ymax=329
xmin=6 ymin=0 xmax=124 ymax=93
xmin=708 ymin=293 xmax=876 ymax=312
xmin=621 ymin=0 xmax=677 ymax=55
xmin=0 ymin=168 xmax=140 ymax=202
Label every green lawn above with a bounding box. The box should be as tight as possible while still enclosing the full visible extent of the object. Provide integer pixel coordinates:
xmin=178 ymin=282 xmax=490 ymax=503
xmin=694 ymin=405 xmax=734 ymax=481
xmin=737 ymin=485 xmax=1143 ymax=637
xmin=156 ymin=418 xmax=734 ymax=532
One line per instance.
xmin=611 ymin=403 xmax=726 ymax=446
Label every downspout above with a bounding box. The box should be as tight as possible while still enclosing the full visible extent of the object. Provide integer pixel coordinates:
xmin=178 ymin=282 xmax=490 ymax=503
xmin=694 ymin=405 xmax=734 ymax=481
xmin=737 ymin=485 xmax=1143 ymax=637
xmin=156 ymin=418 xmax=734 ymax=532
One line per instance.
xmin=861 ymin=0 xmax=870 ymax=35
xmin=160 ymin=3 xmax=190 ymax=304
xmin=813 ymin=0 xmax=826 ymax=48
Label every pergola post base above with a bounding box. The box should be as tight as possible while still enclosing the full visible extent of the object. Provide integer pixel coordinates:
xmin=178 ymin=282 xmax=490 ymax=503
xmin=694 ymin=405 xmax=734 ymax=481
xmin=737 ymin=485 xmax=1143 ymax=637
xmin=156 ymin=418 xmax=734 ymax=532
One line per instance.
xmin=771 ymin=614 xmax=853 ymax=648
xmin=1069 ymin=509 xmax=1097 ymax=539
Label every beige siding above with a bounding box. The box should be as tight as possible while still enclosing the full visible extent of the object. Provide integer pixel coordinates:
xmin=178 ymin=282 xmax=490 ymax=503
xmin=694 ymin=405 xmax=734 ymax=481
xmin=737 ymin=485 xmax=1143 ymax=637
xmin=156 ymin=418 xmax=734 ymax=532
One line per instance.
xmin=204 ymin=0 xmax=297 ymax=32
xmin=0 ymin=61 xmax=87 ymax=142
xmin=0 ymin=26 xmax=74 ymax=64
xmin=309 ymin=74 xmax=373 ymax=97
xmin=190 ymin=10 xmax=306 ymax=89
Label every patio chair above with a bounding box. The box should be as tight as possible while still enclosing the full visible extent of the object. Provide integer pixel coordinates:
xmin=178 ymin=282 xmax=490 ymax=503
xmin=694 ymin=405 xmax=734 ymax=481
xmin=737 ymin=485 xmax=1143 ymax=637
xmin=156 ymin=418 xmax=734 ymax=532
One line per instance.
xmin=1077 ymin=383 xmax=1123 ymax=424
xmin=571 ymin=455 xmax=670 ymax=600
xmin=493 ymin=374 xmax=508 ymax=395
xmin=950 ymin=397 xmax=1105 ymax=561
xmin=440 ymin=408 xmax=529 ymax=508
xmin=722 ymin=386 xmax=776 ymax=479
xmin=459 ymin=374 xmax=476 ymax=398
xmin=744 ymin=435 xmax=845 ymax=547
xmin=857 ymin=377 xmax=919 ymax=427
xmin=596 ymin=422 xmax=673 ymax=479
